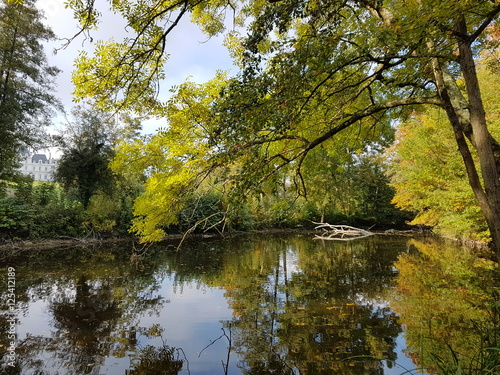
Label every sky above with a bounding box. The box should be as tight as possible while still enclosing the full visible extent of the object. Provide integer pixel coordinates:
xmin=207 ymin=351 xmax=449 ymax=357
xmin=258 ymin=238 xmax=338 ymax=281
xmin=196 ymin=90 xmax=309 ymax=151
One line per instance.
xmin=38 ymin=0 xmax=236 ymax=135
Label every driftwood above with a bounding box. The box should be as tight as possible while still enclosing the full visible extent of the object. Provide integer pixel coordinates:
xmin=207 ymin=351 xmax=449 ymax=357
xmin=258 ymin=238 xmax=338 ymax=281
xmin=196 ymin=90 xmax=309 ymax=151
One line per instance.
xmin=313 ymin=223 xmax=374 ymax=241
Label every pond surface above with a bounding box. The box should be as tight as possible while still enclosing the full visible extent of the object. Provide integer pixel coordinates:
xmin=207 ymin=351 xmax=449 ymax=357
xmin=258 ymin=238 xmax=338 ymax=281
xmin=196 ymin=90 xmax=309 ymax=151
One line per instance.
xmin=0 ymin=233 xmax=498 ymax=374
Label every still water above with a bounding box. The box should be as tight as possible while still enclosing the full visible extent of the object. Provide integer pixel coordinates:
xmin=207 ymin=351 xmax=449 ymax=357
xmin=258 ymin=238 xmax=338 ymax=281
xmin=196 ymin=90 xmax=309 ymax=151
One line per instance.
xmin=0 ymin=233 xmax=498 ymax=374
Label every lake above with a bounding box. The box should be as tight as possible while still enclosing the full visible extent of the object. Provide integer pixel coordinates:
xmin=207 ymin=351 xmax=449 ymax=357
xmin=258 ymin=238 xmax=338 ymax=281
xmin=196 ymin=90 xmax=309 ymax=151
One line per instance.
xmin=0 ymin=233 xmax=498 ymax=374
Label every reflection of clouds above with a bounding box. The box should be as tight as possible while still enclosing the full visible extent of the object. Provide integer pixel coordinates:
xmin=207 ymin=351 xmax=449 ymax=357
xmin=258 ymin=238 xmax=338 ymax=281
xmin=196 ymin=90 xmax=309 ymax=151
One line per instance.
xmin=354 ymin=294 xmax=394 ymax=309
xmin=284 ymin=245 xmax=300 ymax=277
xmin=139 ymin=277 xmax=235 ymax=374
xmin=154 ymin=276 xmax=232 ymax=338
xmin=17 ymin=299 xmax=51 ymax=338
xmin=18 ymin=282 xmax=79 ymax=338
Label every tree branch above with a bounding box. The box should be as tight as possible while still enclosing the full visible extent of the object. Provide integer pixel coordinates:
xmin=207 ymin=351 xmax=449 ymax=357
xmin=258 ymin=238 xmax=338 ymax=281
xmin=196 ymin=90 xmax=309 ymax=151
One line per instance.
xmin=235 ymin=96 xmax=442 ymax=193
xmin=467 ymin=4 xmax=500 ymax=44
xmin=305 ymin=97 xmax=443 ymax=152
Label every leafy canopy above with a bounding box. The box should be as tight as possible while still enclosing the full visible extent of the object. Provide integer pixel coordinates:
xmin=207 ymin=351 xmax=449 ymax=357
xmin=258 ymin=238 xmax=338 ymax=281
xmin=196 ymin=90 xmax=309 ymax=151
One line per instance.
xmin=111 ymin=74 xmax=226 ymax=241
xmin=56 ymin=103 xmax=142 ymax=209
xmin=68 ymin=0 xmax=500 ymax=241
xmin=0 ymin=0 xmax=60 ymax=178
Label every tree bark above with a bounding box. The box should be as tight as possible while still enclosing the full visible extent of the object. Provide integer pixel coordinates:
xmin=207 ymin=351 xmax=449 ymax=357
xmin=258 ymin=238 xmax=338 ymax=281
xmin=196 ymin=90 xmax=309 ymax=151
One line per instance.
xmin=430 ymin=22 xmax=500 ymax=258
xmin=457 ymin=37 xmax=500 ymax=258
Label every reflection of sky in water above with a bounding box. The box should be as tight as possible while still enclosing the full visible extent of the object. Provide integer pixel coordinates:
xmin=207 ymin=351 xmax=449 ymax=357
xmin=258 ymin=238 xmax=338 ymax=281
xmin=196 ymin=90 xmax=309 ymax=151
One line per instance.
xmin=384 ymin=334 xmax=423 ymax=375
xmin=139 ymin=277 xmax=236 ymax=374
xmin=18 ymin=299 xmax=50 ymax=337
xmin=16 ymin=274 xmax=237 ymax=374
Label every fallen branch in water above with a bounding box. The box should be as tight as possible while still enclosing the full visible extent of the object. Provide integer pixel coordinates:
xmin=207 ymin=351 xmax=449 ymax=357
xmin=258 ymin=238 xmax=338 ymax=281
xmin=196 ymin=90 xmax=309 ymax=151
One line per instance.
xmin=313 ymin=223 xmax=374 ymax=241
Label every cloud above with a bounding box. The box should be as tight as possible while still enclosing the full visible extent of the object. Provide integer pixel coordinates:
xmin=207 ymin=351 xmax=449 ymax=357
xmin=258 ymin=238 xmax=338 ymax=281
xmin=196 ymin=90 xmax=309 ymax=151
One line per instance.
xmin=41 ymin=1 xmax=235 ymax=134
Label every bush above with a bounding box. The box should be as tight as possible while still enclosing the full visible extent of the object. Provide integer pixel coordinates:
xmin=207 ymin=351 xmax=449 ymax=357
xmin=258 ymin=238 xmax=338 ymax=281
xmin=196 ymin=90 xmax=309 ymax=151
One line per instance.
xmin=0 ymin=180 xmax=87 ymax=240
xmin=0 ymin=195 xmax=35 ymax=239
xmin=31 ymin=200 xmax=86 ymax=238
xmin=226 ymin=202 xmax=256 ymax=231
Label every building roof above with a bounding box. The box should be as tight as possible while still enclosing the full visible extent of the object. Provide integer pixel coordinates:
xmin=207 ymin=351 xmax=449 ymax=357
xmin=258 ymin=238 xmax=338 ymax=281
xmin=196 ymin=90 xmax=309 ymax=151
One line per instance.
xmin=32 ymin=154 xmax=48 ymax=163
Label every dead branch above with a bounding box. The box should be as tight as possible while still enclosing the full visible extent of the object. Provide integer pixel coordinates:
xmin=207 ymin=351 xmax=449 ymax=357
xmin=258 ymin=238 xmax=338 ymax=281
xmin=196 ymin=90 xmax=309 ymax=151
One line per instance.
xmin=313 ymin=222 xmax=374 ymax=241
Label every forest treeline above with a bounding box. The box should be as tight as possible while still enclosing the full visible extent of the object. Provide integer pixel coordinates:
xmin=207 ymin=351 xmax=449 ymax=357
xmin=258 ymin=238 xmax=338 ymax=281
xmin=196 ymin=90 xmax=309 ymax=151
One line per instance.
xmin=1 ymin=0 xmax=500 ymax=251
xmin=1 ymin=86 xmax=496 ymax=242
xmin=0 ymin=148 xmax=410 ymax=241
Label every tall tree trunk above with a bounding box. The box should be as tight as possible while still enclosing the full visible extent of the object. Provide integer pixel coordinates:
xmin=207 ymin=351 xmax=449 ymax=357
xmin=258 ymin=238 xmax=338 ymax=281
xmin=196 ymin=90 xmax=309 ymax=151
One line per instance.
xmin=371 ymin=0 xmax=500 ymax=257
xmin=430 ymin=25 xmax=500 ymax=259
xmin=457 ymin=35 xmax=500 ymax=259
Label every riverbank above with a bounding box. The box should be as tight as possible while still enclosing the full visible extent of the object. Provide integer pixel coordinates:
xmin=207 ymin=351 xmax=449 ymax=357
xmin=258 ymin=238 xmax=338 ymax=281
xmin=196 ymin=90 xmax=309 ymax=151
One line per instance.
xmin=0 ymin=227 xmax=493 ymax=260
xmin=0 ymin=227 xmax=399 ymax=252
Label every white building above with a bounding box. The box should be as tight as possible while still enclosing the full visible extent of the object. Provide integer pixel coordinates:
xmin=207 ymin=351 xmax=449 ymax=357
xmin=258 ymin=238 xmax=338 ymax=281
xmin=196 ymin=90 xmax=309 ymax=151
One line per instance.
xmin=18 ymin=149 xmax=58 ymax=182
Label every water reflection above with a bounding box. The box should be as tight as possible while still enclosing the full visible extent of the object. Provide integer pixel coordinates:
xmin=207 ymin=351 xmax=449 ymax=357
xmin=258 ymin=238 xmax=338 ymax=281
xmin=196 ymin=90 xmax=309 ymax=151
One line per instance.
xmin=210 ymin=236 xmax=404 ymax=374
xmin=0 ymin=246 xmax=169 ymax=374
xmin=126 ymin=343 xmax=184 ymax=375
xmin=0 ymin=234 xmax=497 ymax=374
xmin=392 ymin=238 xmax=499 ymax=374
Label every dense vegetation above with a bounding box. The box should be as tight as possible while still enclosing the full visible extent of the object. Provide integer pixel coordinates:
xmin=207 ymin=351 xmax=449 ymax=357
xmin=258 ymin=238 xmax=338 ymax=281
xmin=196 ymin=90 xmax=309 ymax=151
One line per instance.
xmin=0 ymin=157 xmax=408 ymax=241
xmin=389 ymin=60 xmax=500 ymax=243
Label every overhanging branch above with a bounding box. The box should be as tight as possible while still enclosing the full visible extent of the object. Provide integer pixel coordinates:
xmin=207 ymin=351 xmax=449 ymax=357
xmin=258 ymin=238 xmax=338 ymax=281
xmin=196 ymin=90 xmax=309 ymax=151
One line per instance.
xmin=305 ymin=96 xmax=443 ymax=151
xmin=233 ymin=96 xmax=443 ymax=193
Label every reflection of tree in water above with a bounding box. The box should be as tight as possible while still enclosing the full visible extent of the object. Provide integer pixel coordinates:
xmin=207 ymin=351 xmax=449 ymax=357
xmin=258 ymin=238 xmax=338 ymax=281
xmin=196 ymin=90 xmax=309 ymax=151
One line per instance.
xmin=124 ymin=325 xmax=185 ymax=375
xmin=0 ymin=244 xmax=171 ymax=374
xmin=392 ymin=238 xmax=500 ymax=374
xmin=0 ymin=234 xmax=410 ymax=374
xmin=0 ymin=274 xmax=121 ymax=375
xmin=125 ymin=344 xmax=184 ymax=375
xmin=52 ymin=275 xmax=119 ymax=330
xmin=49 ymin=274 xmax=121 ymax=374
xmin=212 ymin=235 xmax=404 ymax=375
xmin=277 ymin=239 xmax=401 ymax=374
xmin=278 ymin=304 xmax=400 ymax=374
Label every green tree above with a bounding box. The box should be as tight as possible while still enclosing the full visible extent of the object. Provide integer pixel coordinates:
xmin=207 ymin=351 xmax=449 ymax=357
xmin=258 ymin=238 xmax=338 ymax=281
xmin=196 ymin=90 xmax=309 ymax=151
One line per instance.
xmin=56 ymin=104 xmax=119 ymax=209
xmin=349 ymin=151 xmax=407 ymax=225
xmin=110 ymin=76 xmax=226 ymax=241
xmin=389 ymin=57 xmax=500 ymax=242
xmin=389 ymin=108 xmax=489 ymax=241
xmin=0 ymin=0 xmax=60 ymax=178
xmin=69 ymin=0 xmax=500 ymax=256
